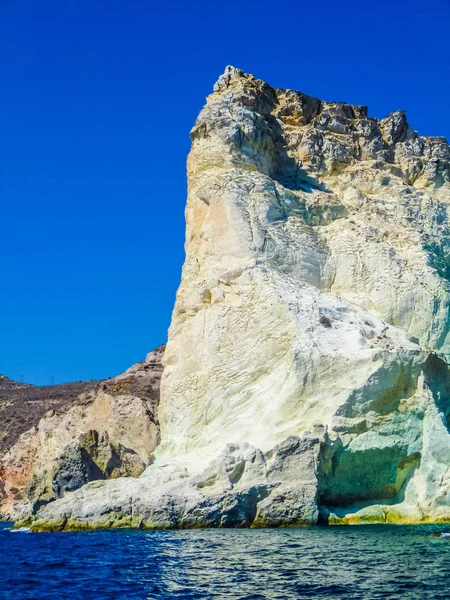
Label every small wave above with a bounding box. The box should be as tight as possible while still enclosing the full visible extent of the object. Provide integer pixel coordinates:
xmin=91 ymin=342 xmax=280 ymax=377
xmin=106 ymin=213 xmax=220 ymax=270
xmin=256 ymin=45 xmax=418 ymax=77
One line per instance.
xmin=10 ymin=527 xmax=30 ymax=533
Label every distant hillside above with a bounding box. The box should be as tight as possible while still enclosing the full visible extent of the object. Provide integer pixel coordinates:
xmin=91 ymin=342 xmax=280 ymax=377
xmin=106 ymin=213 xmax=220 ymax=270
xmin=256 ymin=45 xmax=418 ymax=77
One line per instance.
xmin=0 ymin=345 xmax=164 ymax=519
xmin=0 ymin=374 xmax=105 ymax=456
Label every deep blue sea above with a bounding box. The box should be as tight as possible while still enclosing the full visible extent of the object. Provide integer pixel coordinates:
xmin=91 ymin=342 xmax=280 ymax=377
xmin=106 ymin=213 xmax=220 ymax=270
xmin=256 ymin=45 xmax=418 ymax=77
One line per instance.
xmin=1 ymin=522 xmax=450 ymax=599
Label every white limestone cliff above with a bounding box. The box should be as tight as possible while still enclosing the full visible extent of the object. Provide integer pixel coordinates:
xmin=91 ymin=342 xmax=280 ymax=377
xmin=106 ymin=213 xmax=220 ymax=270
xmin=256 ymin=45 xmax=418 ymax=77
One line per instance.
xmin=24 ymin=67 xmax=450 ymax=530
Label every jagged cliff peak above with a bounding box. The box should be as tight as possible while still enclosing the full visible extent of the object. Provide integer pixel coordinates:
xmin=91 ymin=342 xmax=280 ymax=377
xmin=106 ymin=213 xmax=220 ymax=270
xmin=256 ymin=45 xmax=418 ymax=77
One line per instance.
xmin=196 ymin=65 xmax=449 ymax=190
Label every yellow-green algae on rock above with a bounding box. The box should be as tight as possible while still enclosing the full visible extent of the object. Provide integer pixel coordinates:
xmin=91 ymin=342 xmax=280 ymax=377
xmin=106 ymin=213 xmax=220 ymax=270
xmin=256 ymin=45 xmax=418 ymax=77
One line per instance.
xmin=328 ymin=505 xmax=450 ymax=526
xmin=19 ymin=66 xmax=450 ymax=531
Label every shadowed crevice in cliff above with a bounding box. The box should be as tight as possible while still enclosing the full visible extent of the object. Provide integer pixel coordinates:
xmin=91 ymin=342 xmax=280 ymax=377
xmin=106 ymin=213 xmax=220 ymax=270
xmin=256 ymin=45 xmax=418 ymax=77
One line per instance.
xmin=334 ymin=359 xmax=420 ymax=420
xmin=421 ymin=200 xmax=450 ymax=282
xmin=313 ymin=353 xmax=450 ymax=523
xmin=424 ymin=353 xmax=450 ymax=433
xmin=28 ymin=434 xmax=148 ymax=515
xmin=263 ymin=115 xmax=328 ymax=193
xmin=316 ymin=357 xmax=426 ymax=513
xmin=316 ymin=434 xmax=421 ymax=512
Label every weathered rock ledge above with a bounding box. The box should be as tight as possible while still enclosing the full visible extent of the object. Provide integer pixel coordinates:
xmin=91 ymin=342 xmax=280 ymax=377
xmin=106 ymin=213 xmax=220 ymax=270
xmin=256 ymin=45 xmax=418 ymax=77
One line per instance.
xmin=18 ymin=66 xmax=450 ymax=530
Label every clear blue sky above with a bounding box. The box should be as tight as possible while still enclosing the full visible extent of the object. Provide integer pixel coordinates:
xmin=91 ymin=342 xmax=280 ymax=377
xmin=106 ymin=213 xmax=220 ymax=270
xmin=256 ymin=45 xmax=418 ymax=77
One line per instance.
xmin=1 ymin=0 xmax=449 ymax=385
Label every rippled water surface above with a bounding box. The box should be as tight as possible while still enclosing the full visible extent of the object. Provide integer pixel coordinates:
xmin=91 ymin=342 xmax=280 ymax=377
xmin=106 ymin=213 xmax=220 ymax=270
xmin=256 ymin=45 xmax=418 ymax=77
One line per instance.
xmin=1 ymin=522 xmax=450 ymax=599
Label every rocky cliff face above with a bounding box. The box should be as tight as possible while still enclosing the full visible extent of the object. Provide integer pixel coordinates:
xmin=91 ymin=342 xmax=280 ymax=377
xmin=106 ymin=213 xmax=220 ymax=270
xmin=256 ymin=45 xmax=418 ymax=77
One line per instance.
xmin=23 ymin=67 xmax=450 ymax=530
xmin=0 ymin=346 xmax=163 ymax=520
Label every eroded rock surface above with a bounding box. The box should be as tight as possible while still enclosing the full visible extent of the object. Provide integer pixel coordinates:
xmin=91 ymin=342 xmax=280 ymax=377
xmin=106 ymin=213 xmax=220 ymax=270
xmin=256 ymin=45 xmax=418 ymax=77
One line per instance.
xmin=28 ymin=430 xmax=324 ymax=531
xmin=23 ymin=67 xmax=450 ymax=530
xmin=1 ymin=346 xmax=164 ymax=520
